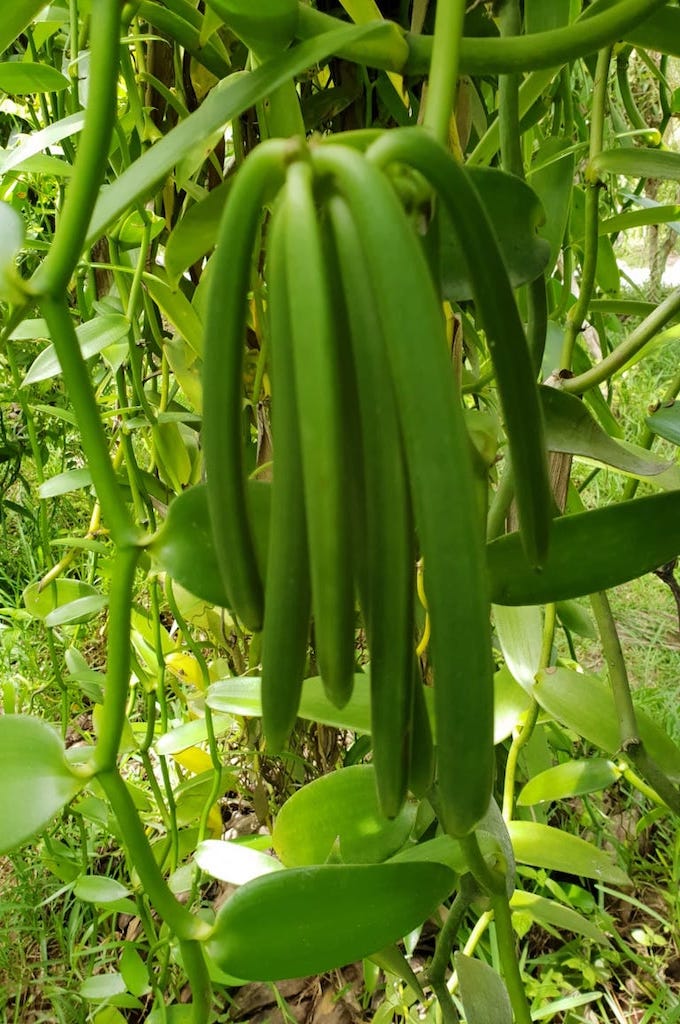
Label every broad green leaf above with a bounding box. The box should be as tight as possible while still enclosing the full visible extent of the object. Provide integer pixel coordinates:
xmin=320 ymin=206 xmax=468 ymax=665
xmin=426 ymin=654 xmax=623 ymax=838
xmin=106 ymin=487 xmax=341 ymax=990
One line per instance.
xmin=154 ymin=715 xmax=233 ymax=756
xmin=163 ymin=336 xmax=202 ymax=412
xmin=528 ymin=139 xmax=575 ymax=273
xmin=517 ymin=758 xmax=620 ymax=805
xmin=24 ymin=577 xmax=103 ymax=620
xmin=540 ymin=386 xmax=671 ymax=477
xmin=0 ymin=111 xmax=85 ymax=175
xmin=0 ymin=0 xmax=50 ymax=56
xmin=203 ymin=0 xmax=297 ymax=55
xmin=86 ymin=23 xmax=389 ymax=245
xmin=120 ymin=944 xmax=150 ymax=998
xmin=488 ymin=491 xmax=680 ymax=606
xmin=493 ymin=665 xmax=531 ymax=743
xmin=195 ymin=839 xmax=283 ymax=884
xmin=23 ymin=314 xmax=130 ymax=385
xmin=647 ymin=401 xmax=680 ymax=447
xmin=455 ymin=954 xmax=513 ymax=1024
xmin=208 ymin=671 xmax=372 ymax=731
xmin=555 ymin=599 xmax=596 ymax=639
xmin=272 ymin=765 xmax=416 ymax=866
xmin=534 ymin=667 xmax=680 ymax=782
xmin=9 ymin=318 xmax=48 ymax=340
xmin=206 ymin=861 xmax=455 ymax=981
xmin=0 ymin=62 xmax=68 ymax=94
xmin=439 ymin=167 xmax=549 ymax=301
xmin=149 ymin=481 xmax=270 ymax=608
xmin=173 ymin=768 xmax=234 ymax=827
xmin=625 ymin=4 xmax=680 ymax=60
xmin=79 ymin=974 xmax=128 ymax=1002
xmin=38 ymin=468 xmax=93 ymax=500
xmin=590 ymin=147 xmax=680 ymax=182
xmin=164 ymin=179 xmax=231 ymax=285
xmin=74 ymin=875 xmax=131 ymax=904
xmin=208 ymin=669 xmax=528 ymax=746
xmin=493 ymin=605 xmax=543 ymax=692
xmin=44 ymin=594 xmax=108 ymax=627
xmin=601 ymin=204 xmax=680 ymax=236
xmin=143 ymin=272 xmax=204 ymax=357
xmin=509 ymin=890 xmax=611 ymax=945
xmin=0 ymin=715 xmax=86 ymax=854
xmin=0 ymin=202 xmax=28 ymax=304
xmin=525 ymin=0 xmax=571 ymax=32
xmin=508 ymin=821 xmax=630 ymax=886
xmin=151 ymin=421 xmax=193 ymax=492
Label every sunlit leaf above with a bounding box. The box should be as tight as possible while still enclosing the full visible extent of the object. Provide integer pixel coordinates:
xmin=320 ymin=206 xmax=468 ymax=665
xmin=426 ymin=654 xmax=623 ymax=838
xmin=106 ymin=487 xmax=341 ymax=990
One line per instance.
xmin=517 ymin=758 xmax=620 ymax=805
xmin=272 ymin=765 xmax=416 ymax=866
xmin=508 ymin=821 xmax=630 ymax=886
xmin=0 ymin=716 xmax=86 ymax=854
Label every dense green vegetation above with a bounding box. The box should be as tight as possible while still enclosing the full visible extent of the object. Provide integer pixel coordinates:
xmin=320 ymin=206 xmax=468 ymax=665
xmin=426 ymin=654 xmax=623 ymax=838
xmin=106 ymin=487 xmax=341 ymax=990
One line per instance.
xmin=2 ymin=1 xmax=680 ymax=1021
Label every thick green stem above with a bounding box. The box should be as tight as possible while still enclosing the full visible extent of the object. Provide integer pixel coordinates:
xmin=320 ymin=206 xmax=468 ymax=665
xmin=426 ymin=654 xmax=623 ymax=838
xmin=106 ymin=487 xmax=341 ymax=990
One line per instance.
xmin=296 ymin=0 xmax=668 ymax=75
xmin=458 ymin=833 xmax=531 ymax=1022
xmin=179 ymin=939 xmax=213 ymax=1023
xmin=31 ymin=0 xmax=121 ymax=297
xmin=93 ymin=544 xmax=141 ymax=771
xmin=561 ymin=285 xmax=680 ymax=395
xmin=423 ymin=0 xmax=466 ymax=146
xmin=98 ymin=771 xmax=211 ymax=940
xmin=496 ymin=0 xmax=524 ymax=178
xmin=39 ymin=296 xmax=136 ymax=545
xmin=561 ymin=47 xmax=611 ymax=370
xmin=429 ymin=890 xmax=470 ymax=991
xmin=590 ymin=590 xmax=680 ymax=815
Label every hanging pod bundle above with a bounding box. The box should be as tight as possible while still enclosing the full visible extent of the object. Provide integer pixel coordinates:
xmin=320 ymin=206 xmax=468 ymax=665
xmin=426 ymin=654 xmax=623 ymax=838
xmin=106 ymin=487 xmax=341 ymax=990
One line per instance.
xmin=202 ymin=130 xmax=551 ymax=836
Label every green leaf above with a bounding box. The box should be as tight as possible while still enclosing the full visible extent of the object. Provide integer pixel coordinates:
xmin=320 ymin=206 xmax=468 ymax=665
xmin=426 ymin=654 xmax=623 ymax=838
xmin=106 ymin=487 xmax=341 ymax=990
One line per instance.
xmin=195 ymin=839 xmax=283 ymax=884
xmin=455 ymin=954 xmax=513 ymax=1024
xmin=493 ymin=605 xmax=543 ymax=692
xmin=534 ymin=667 xmax=680 ymax=782
xmin=205 ymin=0 xmax=297 ymax=55
xmin=528 ymin=139 xmax=576 ymax=273
xmin=590 ymin=147 xmax=680 ymax=182
xmin=540 ymin=385 xmax=672 ymax=478
xmin=24 ymin=577 xmax=103 ymax=621
xmin=555 ymin=599 xmax=597 ymax=639
xmin=524 ymin=0 xmax=571 ymax=32
xmin=439 ymin=167 xmax=549 ymax=301
xmin=0 ymin=202 xmax=27 ymax=304
xmin=154 ymin=715 xmax=233 ymax=756
xmin=206 ymin=861 xmax=455 ymax=981
xmin=79 ymin=973 xmax=128 ymax=1002
xmin=74 ymin=875 xmax=132 ymax=904
xmin=207 ymin=673 xmax=372 ymax=730
xmin=600 ymin=204 xmax=680 ymax=236
xmin=119 ymin=944 xmax=150 ymax=998
xmin=44 ymin=594 xmax=108 ymax=627
xmin=23 ymin=314 xmax=130 ymax=385
xmin=0 ymin=716 xmax=86 ymax=854
xmin=272 ymin=765 xmax=416 ymax=867
xmin=149 ymin=481 xmax=270 ymax=608
xmin=647 ymin=401 xmax=680 ymax=447
xmin=164 ymin=179 xmax=231 ymax=285
xmin=0 ymin=111 xmax=85 ymax=176
xmin=507 ymin=821 xmax=630 ymax=886
xmin=38 ymin=468 xmax=93 ymax=499
xmin=517 ymin=758 xmax=620 ymax=805
xmin=625 ymin=4 xmax=680 ymax=60
xmin=0 ymin=61 xmax=68 ymax=94
xmin=493 ymin=665 xmax=531 ymax=743
xmin=488 ymin=491 xmax=680 ymax=606
xmin=143 ymin=272 xmax=204 ymax=358
xmin=86 ymin=23 xmax=390 ymax=245
xmin=0 ymin=0 xmax=50 ymax=56
xmin=509 ymin=890 xmax=611 ymax=945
